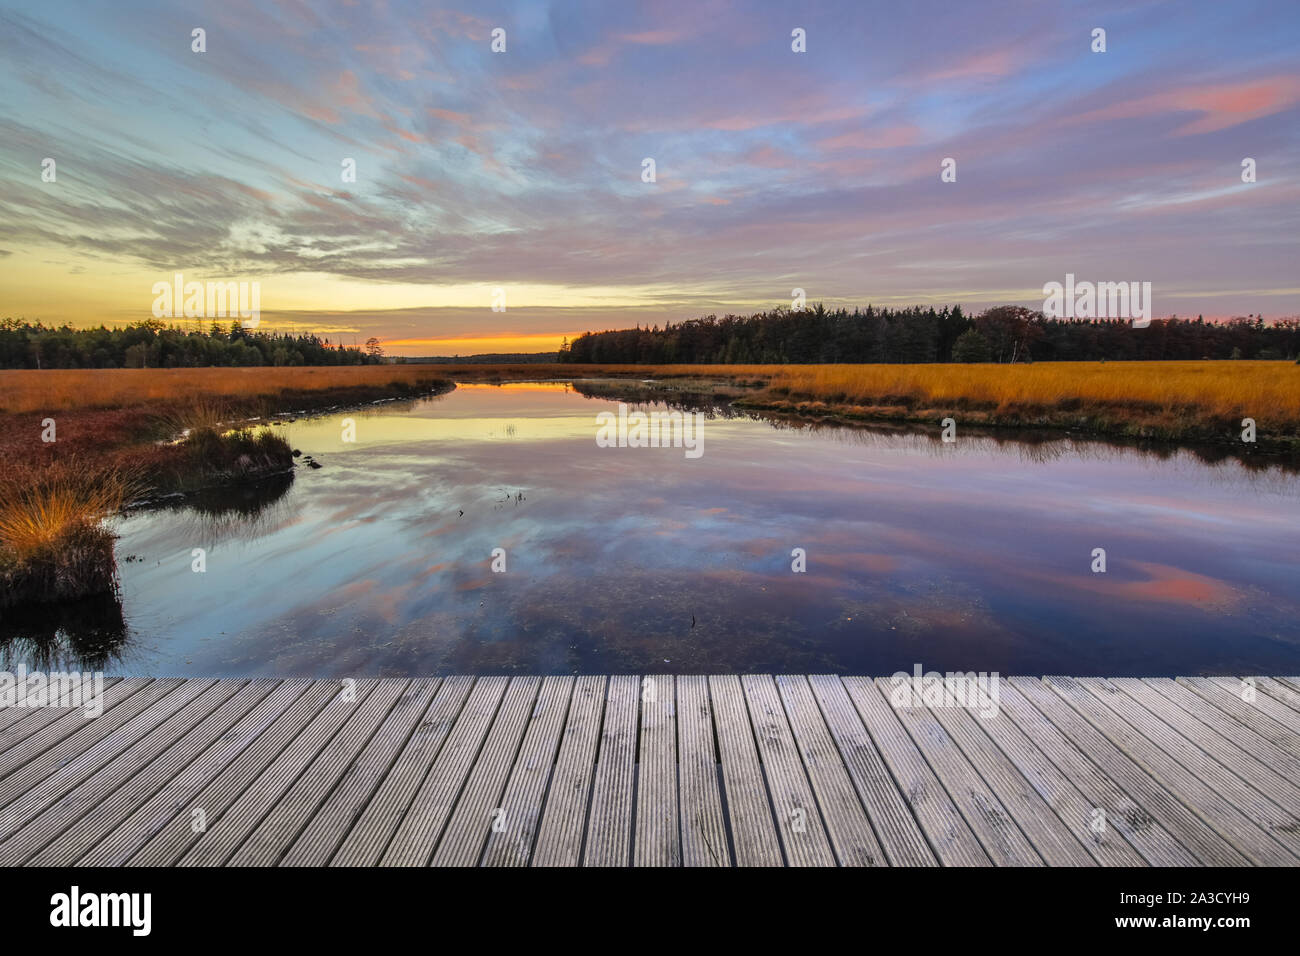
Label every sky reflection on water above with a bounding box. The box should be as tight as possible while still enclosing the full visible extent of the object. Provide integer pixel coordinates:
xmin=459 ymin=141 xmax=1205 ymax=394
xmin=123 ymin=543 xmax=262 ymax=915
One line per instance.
xmin=13 ymin=382 xmax=1299 ymax=677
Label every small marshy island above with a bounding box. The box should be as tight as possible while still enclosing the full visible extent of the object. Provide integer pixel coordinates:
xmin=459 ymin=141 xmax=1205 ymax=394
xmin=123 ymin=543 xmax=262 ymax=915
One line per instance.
xmin=0 ymin=363 xmax=454 ymax=611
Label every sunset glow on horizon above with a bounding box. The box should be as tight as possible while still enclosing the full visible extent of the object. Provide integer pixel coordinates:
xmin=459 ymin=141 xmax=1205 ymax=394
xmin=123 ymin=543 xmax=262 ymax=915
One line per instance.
xmin=1 ymin=0 xmax=1297 ymax=355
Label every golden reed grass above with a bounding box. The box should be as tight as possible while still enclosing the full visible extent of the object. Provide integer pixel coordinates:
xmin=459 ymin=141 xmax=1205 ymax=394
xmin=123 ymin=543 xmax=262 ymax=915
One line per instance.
xmin=0 ymin=366 xmax=454 ymax=414
xmin=761 ymin=361 xmax=1300 ymax=423
xmin=1 ymin=359 xmax=1295 ymax=427
xmin=0 ymin=464 xmax=139 ymax=558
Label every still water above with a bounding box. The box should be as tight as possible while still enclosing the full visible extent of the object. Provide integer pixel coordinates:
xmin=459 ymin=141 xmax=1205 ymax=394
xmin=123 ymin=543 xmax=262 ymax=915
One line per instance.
xmin=8 ymin=382 xmax=1300 ymax=677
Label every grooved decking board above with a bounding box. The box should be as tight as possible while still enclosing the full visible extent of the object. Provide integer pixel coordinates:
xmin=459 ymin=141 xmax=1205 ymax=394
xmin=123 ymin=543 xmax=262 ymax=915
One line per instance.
xmin=0 ymin=679 xmax=183 ymax=809
xmin=776 ymin=676 xmax=883 ymax=867
xmin=878 ymin=678 xmax=1043 ymax=867
xmin=0 ymin=674 xmax=117 ymax=735
xmin=1010 ymin=677 xmax=1248 ymax=866
xmin=530 ymin=676 xmax=606 ymax=867
xmin=0 ymin=678 xmax=124 ymax=753
xmin=742 ymin=675 xmax=836 ymax=866
xmin=921 ymin=693 xmax=1096 ymax=866
xmin=634 ymin=675 xmax=679 ymax=867
xmin=1175 ymin=677 xmax=1300 ymax=760
xmin=1207 ymin=678 xmax=1300 ymax=735
xmin=329 ymin=676 xmax=473 ymax=867
xmin=806 ymin=676 xmax=936 ymax=867
xmin=0 ymin=679 xmax=210 ymax=840
xmin=1254 ymin=677 xmax=1300 ymax=716
xmin=229 ymin=680 xmax=411 ymax=866
xmin=841 ymin=677 xmax=990 ymax=866
xmin=1140 ymin=678 xmax=1300 ymax=786
xmin=675 ymin=676 xmax=729 ymax=867
xmin=281 ymin=679 xmax=443 ymax=868
xmin=583 ymin=676 xmax=639 ymax=867
xmin=481 ymin=676 xmax=573 ymax=867
xmin=708 ymin=675 xmax=782 ymax=867
xmin=1108 ymin=680 xmax=1300 ymax=831
xmin=0 ymin=680 xmax=248 ymax=865
xmin=430 ymin=677 xmax=541 ymax=866
xmin=25 ymin=680 xmax=280 ymax=866
xmin=954 ymin=684 xmax=1147 ymax=867
xmin=127 ymin=681 xmax=339 ymax=866
xmin=179 ymin=681 xmax=383 ymax=867
xmin=0 ymin=678 xmax=135 ymax=782
xmin=380 ymin=676 xmax=508 ymax=866
xmin=1061 ymin=678 xmax=1300 ymax=864
xmin=77 ymin=680 xmax=314 ymax=866
xmin=0 ymin=675 xmax=1293 ymax=867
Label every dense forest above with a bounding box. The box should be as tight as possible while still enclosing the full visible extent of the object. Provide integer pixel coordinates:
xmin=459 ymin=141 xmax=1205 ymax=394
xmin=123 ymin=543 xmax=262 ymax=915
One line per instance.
xmin=0 ymin=319 xmax=383 ymax=369
xmin=558 ymin=305 xmax=1300 ymax=364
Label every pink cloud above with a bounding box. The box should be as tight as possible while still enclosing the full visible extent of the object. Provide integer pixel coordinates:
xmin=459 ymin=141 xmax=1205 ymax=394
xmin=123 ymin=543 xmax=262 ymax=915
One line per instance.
xmin=921 ymin=49 xmax=1015 ymax=82
xmin=817 ymin=124 xmax=921 ymax=151
xmin=1069 ymin=76 xmax=1300 ymax=135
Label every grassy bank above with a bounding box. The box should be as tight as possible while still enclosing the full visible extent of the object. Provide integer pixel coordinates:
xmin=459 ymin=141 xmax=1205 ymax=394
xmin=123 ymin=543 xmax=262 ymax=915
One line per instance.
xmin=0 ymin=367 xmax=453 ymax=605
xmin=746 ymin=361 xmax=1300 ymax=447
xmin=446 ymin=359 xmax=1299 ymax=447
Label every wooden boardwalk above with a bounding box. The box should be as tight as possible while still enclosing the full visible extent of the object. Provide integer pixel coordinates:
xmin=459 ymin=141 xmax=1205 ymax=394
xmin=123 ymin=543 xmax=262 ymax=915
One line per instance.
xmin=1 ymin=675 xmax=1299 ymax=867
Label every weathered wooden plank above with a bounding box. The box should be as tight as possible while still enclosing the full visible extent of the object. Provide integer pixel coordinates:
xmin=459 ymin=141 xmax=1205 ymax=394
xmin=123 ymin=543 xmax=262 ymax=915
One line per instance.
xmin=583 ymin=675 xmax=639 ymax=867
xmin=280 ymin=678 xmax=442 ymax=867
xmin=25 ymin=680 xmax=279 ymax=866
xmin=997 ymin=680 xmax=1198 ymax=866
xmin=1254 ymin=677 xmax=1300 ymax=715
xmin=879 ymin=679 xmax=1043 ymax=866
xmin=329 ymin=676 xmax=474 ymax=867
xmin=228 ymin=680 xmax=410 ymax=866
xmin=176 ymin=681 xmax=379 ymax=867
xmin=923 ymin=696 xmax=1096 ymax=866
xmin=0 ymin=673 xmax=114 ymax=734
xmin=78 ymin=680 xmax=314 ymax=866
xmin=1067 ymin=678 xmax=1299 ymax=863
xmin=431 ymin=677 xmax=542 ymax=866
xmin=0 ymin=674 xmax=1292 ymax=869
xmin=807 ymin=675 xmax=935 ymax=866
xmin=708 ymin=675 xmax=781 ymax=867
xmin=634 ymin=674 xmax=679 ymax=867
xmin=380 ymin=676 xmax=508 ymax=866
xmin=841 ymin=677 xmax=989 ymax=866
xmin=0 ymin=679 xmax=181 ymax=807
xmin=1142 ymin=678 xmax=1300 ymax=785
xmin=0 ymin=679 xmax=210 ymax=840
xmin=1010 ymin=677 xmax=1247 ymax=865
xmin=776 ymin=675 xmax=883 ymax=866
xmin=0 ymin=679 xmax=244 ymax=865
xmin=1115 ymin=679 xmax=1300 ymax=823
xmin=481 ymin=676 xmax=573 ymax=867
xmin=531 ymin=675 xmax=606 ymax=868
xmin=125 ymin=681 xmax=338 ymax=866
xmin=958 ymin=683 xmax=1147 ymax=866
xmin=675 ymin=676 xmax=729 ymax=867
xmin=0 ymin=677 xmax=124 ymax=752
xmin=0 ymin=678 xmax=136 ymax=782
xmin=1175 ymin=677 xmax=1300 ymax=760
xmin=1206 ymin=677 xmax=1300 ymax=735
xmin=742 ymin=675 xmax=836 ymax=866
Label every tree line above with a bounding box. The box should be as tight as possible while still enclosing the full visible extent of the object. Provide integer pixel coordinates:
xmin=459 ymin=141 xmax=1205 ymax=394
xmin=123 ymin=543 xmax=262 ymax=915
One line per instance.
xmin=0 ymin=319 xmax=384 ymax=369
xmin=558 ymin=305 xmax=1300 ymax=364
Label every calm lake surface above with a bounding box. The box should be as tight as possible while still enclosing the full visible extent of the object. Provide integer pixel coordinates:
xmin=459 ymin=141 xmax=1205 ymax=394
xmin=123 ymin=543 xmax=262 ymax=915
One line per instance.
xmin=9 ymin=382 xmax=1300 ymax=677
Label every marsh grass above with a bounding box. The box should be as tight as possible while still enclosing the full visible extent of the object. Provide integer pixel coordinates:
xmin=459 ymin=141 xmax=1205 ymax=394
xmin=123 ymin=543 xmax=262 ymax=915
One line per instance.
xmin=0 ymin=461 xmax=141 ymax=605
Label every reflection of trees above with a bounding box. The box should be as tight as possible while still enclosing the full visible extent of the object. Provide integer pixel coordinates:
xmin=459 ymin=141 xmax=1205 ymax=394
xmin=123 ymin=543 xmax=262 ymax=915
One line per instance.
xmin=131 ymin=470 xmax=296 ymax=544
xmin=569 ymin=378 xmax=1300 ymax=480
xmin=0 ymin=591 xmax=128 ymax=671
xmin=0 ymin=470 xmax=300 ymax=671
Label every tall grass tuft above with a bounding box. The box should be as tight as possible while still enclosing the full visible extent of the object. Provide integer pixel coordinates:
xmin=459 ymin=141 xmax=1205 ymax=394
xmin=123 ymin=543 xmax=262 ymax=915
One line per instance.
xmin=0 ymin=462 xmax=141 ymax=605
